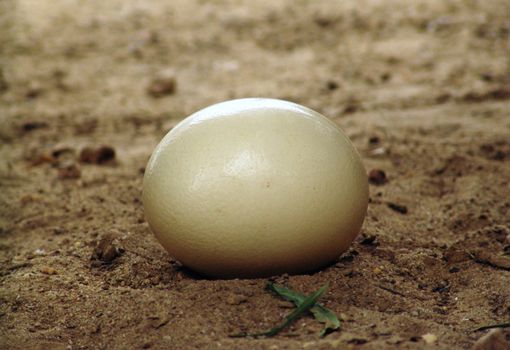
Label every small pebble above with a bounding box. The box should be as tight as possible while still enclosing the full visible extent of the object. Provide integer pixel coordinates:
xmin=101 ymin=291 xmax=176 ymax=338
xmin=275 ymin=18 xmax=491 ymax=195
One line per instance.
xmin=21 ymin=121 xmax=48 ymax=132
xmin=53 ymin=227 xmax=65 ymax=235
xmin=360 ymin=234 xmax=378 ymax=246
xmin=40 ymin=266 xmax=57 ymax=275
xmin=226 ymin=293 xmax=248 ymax=305
xmin=368 ymin=169 xmax=387 ymax=185
xmin=343 ymin=103 xmax=359 ymax=114
xmin=147 ymin=72 xmax=177 ymax=98
xmin=33 ymin=249 xmax=46 ymax=256
xmin=91 ymin=234 xmax=124 ymax=266
xmin=51 ymin=147 xmax=75 ymax=163
xmin=79 ymin=146 xmax=115 ymax=165
xmin=326 ymin=80 xmax=339 ymax=91
xmin=370 ymin=147 xmax=387 ymax=156
xmin=368 ymin=136 xmax=380 ymax=145
xmin=58 ymin=162 xmax=81 ymax=179
xmin=387 ymin=202 xmax=408 ymax=214
xmin=422 ymin=333 xmax=437 ymax=344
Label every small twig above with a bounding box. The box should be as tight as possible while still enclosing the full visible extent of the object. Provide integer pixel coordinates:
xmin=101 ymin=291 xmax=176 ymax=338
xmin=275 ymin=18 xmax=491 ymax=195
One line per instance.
xmin=473 ymin=322 xmax=510 ymax=332
xmin=377 ymin=284 xmax=407 ymax=298
xmin=468 ymin=251 xmax=510 ymax=271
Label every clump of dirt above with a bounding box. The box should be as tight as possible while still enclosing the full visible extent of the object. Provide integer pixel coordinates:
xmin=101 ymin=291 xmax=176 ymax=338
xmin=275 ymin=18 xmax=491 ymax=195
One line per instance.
xmin=1 ymin=0 xmax=510 ymax=349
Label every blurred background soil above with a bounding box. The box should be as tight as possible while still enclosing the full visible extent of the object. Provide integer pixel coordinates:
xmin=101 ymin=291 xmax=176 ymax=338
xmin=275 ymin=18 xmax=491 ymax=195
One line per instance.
xmin=1 ymin=0 xmax=510 ymax=349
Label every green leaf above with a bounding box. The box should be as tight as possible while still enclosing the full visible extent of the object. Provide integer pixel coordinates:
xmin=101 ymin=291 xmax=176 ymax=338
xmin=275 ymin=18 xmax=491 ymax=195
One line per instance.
xmin=231 ymin=284 xmax=329 ymax=338
xmin=268 ymin=282 xmax=340 ymax=337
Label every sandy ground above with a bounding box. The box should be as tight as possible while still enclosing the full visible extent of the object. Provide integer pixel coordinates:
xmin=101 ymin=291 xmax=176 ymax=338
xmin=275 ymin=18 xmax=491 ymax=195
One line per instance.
xmin=1 ymin=0 xmax=510 ymax=349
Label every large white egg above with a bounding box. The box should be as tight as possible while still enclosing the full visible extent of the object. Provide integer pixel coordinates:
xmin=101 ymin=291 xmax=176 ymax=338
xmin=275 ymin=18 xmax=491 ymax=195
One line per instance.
xmin=142 ymin=98 xmax=368 ymax=278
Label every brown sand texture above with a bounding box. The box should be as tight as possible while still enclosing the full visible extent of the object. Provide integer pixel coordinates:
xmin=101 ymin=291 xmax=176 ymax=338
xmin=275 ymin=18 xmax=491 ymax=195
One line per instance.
xmin=1 ymin=1 xmax=510 ymax=349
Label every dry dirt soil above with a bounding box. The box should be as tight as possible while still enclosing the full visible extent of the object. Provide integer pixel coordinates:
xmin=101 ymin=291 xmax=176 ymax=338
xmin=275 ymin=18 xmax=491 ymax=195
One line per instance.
xmin=1 ymin=0 xmax=510 ymax=349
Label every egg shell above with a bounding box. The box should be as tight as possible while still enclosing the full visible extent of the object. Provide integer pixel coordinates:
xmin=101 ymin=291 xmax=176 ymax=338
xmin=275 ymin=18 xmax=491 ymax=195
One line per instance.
xmin=142 ymin=98 xmax=368 ymax=278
